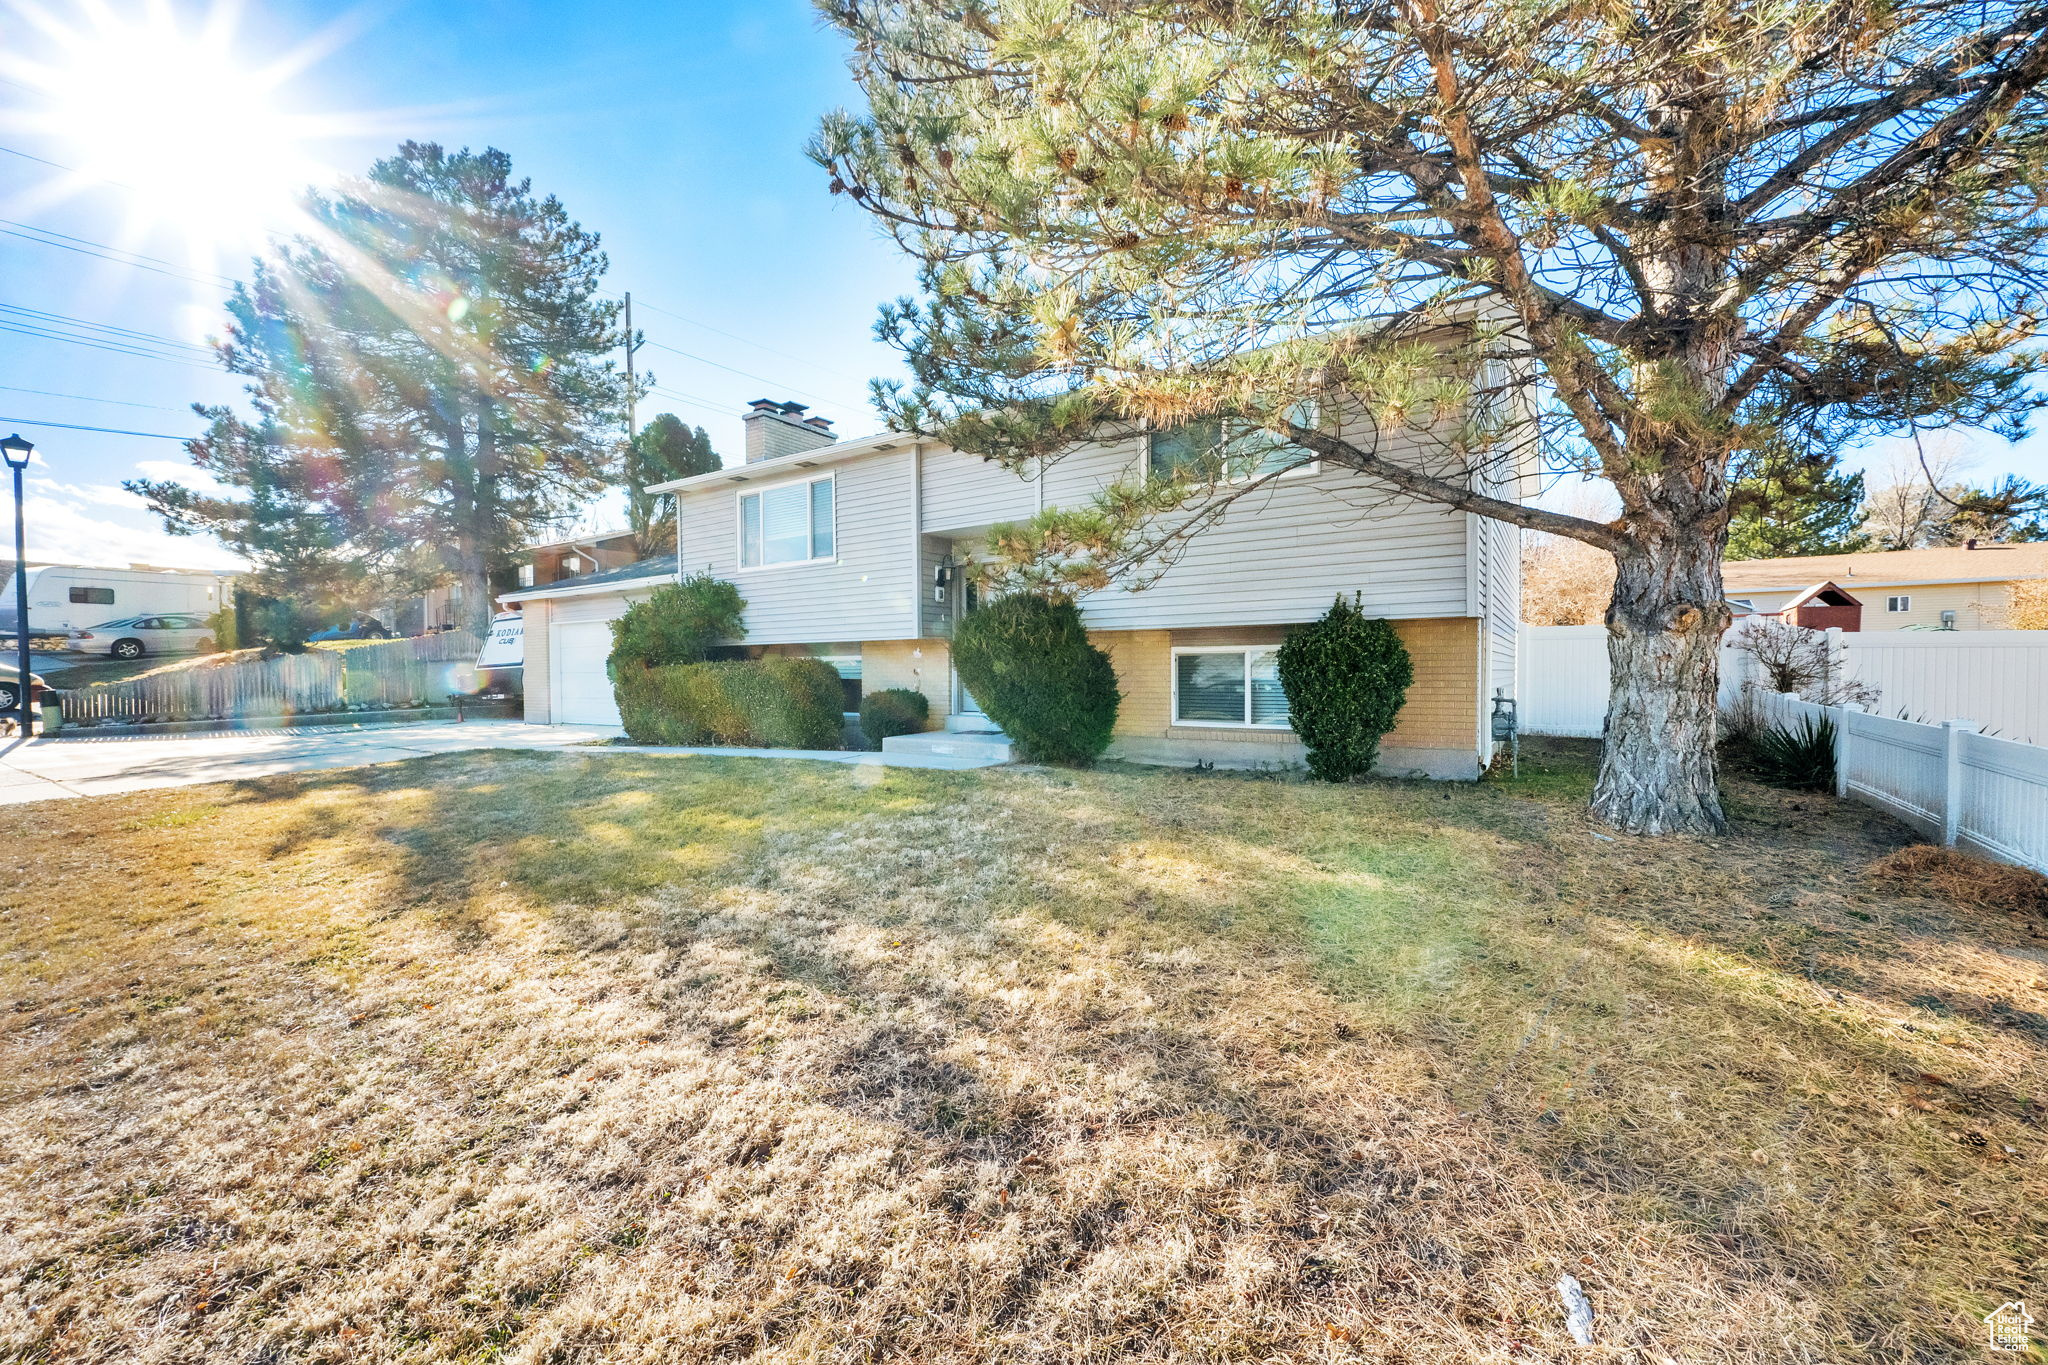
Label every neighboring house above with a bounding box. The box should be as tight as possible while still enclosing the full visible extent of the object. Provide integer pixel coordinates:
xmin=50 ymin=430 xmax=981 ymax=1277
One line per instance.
xmin=507 ymin=388 xmax=1527 ymax=780
xmin=388 ymin=528 xmax=641 ymax=635
xmin=1724 ymin=543 xmax=2048 ymax=631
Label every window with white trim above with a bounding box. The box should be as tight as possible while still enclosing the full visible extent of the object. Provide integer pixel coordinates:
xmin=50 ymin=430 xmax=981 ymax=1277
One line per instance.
xmin=1172 ymin=647 xmax=1290 ymax=728
xmin=1148 ymin=404 xmax=1318 ymax=483
xmin=1887 ymin=595 xmax=1911 ymax=612
xmin=739 ymin=474 xmax=835 ymax=568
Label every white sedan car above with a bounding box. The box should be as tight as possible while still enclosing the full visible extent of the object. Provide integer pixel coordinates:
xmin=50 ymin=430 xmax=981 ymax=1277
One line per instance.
xmin=69 ymin=613 xmax=217 ymax=659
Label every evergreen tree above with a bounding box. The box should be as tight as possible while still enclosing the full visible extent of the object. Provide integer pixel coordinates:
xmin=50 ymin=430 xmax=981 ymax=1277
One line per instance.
xmin=625 ymin=413 xmax=721 ymax=557
xmin=131 ymin=143 xmax=627 ymax=635
xmin=816 ymin=0 xmax=2048 ymax=834
xmin=1726 ymin=452 xmax=1871 ymax=560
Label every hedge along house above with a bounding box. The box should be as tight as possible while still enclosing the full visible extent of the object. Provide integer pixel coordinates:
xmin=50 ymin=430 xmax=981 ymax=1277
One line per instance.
xmin=513 ymin=373 xmax=1528 ymax=778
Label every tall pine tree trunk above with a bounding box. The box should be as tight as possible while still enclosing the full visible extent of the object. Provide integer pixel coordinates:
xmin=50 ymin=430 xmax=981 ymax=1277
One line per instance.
xmin=1590 ymin=485 xmax=1733 ymax=835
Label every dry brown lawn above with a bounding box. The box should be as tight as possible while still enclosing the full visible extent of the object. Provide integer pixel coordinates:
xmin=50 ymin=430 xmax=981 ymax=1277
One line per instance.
xmin=1 ymin=741 xmax=2043 ymax=1363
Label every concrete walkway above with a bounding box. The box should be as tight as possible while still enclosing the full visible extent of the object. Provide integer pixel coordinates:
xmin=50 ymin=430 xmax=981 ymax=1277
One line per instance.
xmin=0 ymin=720 xmax=621 ymax=804
xmin=0 ymin=721 xmax=1003 ymax=805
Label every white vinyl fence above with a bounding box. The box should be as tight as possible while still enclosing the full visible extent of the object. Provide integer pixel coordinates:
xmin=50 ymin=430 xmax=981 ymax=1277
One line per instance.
xmin=1746 ymin=689 xmax=2048 ymax=875
xmin=1518 ymin=624 xmax=2048 ymax=873
xmin=1522 ymin=626 xmax=2048 ymax=744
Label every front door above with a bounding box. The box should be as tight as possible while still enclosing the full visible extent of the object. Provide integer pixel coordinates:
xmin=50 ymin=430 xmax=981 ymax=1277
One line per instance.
xmin=950 ymin=574 xmax=993 ymax=725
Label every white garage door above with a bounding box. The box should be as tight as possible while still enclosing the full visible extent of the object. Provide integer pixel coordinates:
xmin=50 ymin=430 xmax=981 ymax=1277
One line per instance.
xmin=551 ymin=619 xmax=622 ymax=727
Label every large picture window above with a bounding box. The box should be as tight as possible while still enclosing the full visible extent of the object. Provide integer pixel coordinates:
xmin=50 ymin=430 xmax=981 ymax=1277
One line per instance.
xmin=1172 ymin=648 xmax=1290 ymax=728
xmin=738 ymin=475 xmax=835 ymax=568
xmin=1148 ymin=404 xmax=1317 ymax=483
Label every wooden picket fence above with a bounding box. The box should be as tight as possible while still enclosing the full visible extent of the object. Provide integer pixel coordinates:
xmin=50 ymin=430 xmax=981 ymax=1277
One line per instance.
xmin=60 ymin=630 xmax=482 ymax=726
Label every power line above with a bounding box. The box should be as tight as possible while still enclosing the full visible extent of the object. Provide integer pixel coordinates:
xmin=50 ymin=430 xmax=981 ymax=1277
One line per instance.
xmin=0 ymin=415 xmax=193 ymax=441
xmin=0 ymin=216 xmax=238 ymax=286
xmin=631 ymin=297 xmax=871 ymax=387
xmin=0 ymin=223 xmax=235 ymax=289
xmin=647 ymin=385 xmax=742 ymax=421
xmin=640 ymin=339 xmax=863 ymax=418
xmin=0 ymin=303 xmax=215 ymax=356
xmin=0 ymin=385 xmax=190 ymax=413
xmin=0 ymin=142 xmax=75 ymax=173
xmin=0 ymin=321 xmax=223 ymax=371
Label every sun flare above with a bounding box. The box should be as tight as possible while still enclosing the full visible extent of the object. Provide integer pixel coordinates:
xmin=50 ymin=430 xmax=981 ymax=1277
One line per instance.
xmin=2 ymin=1 xmax=351 ymax=262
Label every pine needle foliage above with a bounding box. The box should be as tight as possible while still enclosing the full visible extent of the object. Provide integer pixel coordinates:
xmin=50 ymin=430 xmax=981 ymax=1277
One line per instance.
xmin=951 ymin=595 xmax=1120 ymax=764
xmin=1276 ymin=596 xmax=1414 ymax=781
xmin=814 ymin=0 xmax=2048 ymax=833
xmin=131 ymin=143 xmax=629 ymax=635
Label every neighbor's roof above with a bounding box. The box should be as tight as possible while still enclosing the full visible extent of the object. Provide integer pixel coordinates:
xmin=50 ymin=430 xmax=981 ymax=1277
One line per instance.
xmin=1723 ymin=543 xmax=2048 ymax=592
xmin=497 ymin=553 xmax=676 ymax=604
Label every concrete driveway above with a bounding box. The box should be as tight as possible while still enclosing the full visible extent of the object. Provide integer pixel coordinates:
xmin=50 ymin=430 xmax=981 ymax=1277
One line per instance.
xmin=0 ymin=720 xmax=622 ymax=804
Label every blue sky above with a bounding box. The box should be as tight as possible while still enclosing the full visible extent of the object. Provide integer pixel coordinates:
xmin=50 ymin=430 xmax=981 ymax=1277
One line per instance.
xmin=0 ymin=0 xmax=2041 ymax=570
xmin=0 ymin=0 xmax=915 ymax=568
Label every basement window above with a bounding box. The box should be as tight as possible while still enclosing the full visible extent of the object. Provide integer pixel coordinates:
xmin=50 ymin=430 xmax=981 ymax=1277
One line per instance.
xmin=1172 ymin=647 xmax=1290 ymax=728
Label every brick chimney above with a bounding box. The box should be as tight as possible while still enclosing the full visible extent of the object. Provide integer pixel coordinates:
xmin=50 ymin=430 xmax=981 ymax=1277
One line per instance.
xmin=743 ymin=399 xmax=837 ymax=463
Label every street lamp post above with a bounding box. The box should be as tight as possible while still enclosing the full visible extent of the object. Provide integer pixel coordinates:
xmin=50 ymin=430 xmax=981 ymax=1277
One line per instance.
xmin=0 ymin=434 xmax=35 ymax=735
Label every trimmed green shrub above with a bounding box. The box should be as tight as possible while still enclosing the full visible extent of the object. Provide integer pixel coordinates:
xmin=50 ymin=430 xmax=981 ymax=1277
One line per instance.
xmin=753 ymin=657 xmax=847 ymax=749
xmin=1276 ymin=595 xmax=1413 ymax=781
xmin=859 ymin=687 xmax=930 ymax=747
xmin=614 ymin=657 xmax=843 ymax=750
xmin=609 ymin=574 xmax=745 ymax=671
xmin=952 ymin=594 xmax=1120 ymax=764
xmin=614 ymin=663 xmax=708 ymax=745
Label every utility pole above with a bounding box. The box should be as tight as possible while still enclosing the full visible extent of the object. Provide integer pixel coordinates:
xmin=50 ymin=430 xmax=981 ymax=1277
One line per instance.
xmin=623 ymin=291 xmax=638 ymax=440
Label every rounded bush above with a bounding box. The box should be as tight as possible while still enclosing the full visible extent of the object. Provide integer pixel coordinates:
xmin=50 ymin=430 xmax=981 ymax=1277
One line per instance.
xmin=859 ymin=687 xmax=931 ymax=747
xmin=609 ymin=575 xmax=745 ymax=671
xmin=1275 ymin=595 xmax=1413 ymax=781
xmin=951 ymin=594 xmax=1119 ymax=765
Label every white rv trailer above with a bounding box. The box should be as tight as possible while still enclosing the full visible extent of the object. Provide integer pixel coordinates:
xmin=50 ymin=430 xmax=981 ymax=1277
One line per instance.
xmin=0 ymin=565 xmax=235 ymax=639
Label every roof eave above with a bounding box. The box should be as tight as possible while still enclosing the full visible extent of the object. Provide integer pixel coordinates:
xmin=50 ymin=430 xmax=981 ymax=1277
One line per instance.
xmin=497 ymin=569 xmax=675 ymax=605
xmin=648 ymin=431 xmax=923 ymax=495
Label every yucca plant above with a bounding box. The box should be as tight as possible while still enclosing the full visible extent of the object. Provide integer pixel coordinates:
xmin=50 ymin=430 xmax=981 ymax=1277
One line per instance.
xmin=1744 ymin=716 xmax=1837 ymax=792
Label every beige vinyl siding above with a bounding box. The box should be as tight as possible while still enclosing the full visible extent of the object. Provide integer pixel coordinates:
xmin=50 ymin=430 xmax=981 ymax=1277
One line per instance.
xmin=675 ymin=449 xmax=920 ymax=645
xmin=920 ymin=445 xmax=1037 ymax=533
xmin=1038 ymin=430 xmax=1470 ymax=629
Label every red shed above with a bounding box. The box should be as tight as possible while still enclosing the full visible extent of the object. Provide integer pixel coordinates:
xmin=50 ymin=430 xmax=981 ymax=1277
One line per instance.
xmin=1774 ymin=580 xmax=1863 ymax=632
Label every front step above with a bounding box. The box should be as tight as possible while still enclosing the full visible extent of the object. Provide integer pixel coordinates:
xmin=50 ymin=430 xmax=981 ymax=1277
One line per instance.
xmin=881 ymin=731 xmax=1013 ymax=763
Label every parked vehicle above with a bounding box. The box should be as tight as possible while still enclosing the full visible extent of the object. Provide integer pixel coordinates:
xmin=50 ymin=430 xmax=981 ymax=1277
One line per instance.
xmin=0 ymin=565 xmax=233 ymax=640
xmin=68 ymin=612 xmax=216 ymax=659
xmin=308 ymin=617 xmax=392 ymax=642
xmin=0 ymin=660 xmax=50 ymax=715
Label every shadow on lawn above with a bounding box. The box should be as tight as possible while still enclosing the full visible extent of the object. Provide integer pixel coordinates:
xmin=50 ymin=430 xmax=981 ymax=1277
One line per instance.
xmin=228 ymin=740 xmax=2045 ymax=1354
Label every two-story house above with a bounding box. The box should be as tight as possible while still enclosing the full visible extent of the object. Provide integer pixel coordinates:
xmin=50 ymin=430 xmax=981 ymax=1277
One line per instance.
xmin=505 ymin=392 xmax=1526 ymax=779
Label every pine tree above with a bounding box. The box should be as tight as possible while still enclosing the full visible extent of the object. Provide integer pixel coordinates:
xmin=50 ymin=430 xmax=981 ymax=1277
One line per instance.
xmin=625 ymin=413 xmax=721 ymax=557
xmin=1726 ymin=453 xmax=1871 ymax=561
xmin=815 ymin=0 xmax=2048 ymax=834
xmin=131 ymin=143 xmax=627 ymax=635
